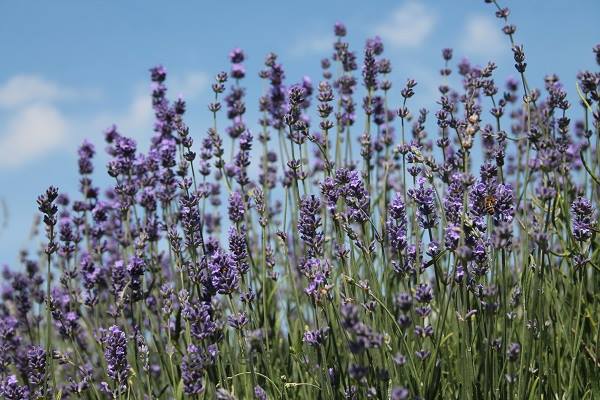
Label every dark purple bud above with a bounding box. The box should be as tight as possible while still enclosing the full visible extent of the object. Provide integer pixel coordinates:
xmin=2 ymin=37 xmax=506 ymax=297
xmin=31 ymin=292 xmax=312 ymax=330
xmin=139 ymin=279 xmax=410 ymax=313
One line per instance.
xmin=334 ymin=22 xmax=347 ymax=37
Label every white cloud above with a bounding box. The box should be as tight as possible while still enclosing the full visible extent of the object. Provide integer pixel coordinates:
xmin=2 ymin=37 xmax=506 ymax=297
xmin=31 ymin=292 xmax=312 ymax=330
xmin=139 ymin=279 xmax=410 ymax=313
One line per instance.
xmin=290 ymin=35 xmax=331 ymax=56
xmin=0 ymin=75 xmax=80 ymax=168
xmin=171 ymin=71 xmax=209 ymax=100
xmin=89 ymin=70 xmax=209 ymax=145
xmin=0 ymin=104 xmax=69 ymax=168
xmin=460 ymin=15 xmax=504 ymax=59
xmin=0 ymin=75 xmax=97 ymax=108
xmin=115 ymin=71 xmax=208 ymax=137
xmin=375 ymin=1 xmax=437 ymax=48
xmin=119 ymin=71 xmax=208 ymax=133
xmin=88 ymin=89 xmax=153 ymax=145
xmin=0 ymin=71 xmax=209 ymax=168
xmin=121 ymin=92 xmax=153 ymax=135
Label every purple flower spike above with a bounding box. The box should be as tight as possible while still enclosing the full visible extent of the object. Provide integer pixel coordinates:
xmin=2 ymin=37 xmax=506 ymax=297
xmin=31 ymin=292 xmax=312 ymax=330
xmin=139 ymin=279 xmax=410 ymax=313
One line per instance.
xmin=102 ymin=325 xmax=129 ymax=394
xmin=408 ymin=177 xmax=439 ymax=230
xmin=571 ymin=196 xmax=596 ymax=242
xmin=0 ymin=375 xmax=30 ymax=400
xmin=209 ymin=249 xmax=240 ymax=294
xmin=181 ymin=345 xmax=206 ymax=395
xmin=228 ymin=191 xmax=245 ymax=223
xmin=299 ymin=195 xmax=324 ymax=257
xmin=387 ymin=193 xmax=408 ymax=252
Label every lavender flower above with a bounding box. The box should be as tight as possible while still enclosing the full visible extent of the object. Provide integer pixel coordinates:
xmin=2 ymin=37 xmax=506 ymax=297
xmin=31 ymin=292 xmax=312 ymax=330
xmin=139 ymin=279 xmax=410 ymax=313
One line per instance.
xmin=0 ymin=316 xmax=19 ymax=374
xmin=362 ymin=47 xmax=378 ymax=91
xmin=334 ymin=21 xmax=346 ymax=37
xmin=180 ymin=193 xmax=202 ymax=249
xmin=386 ymin=193 xmax=407 ymax=252
xmin=181 ymin=345 xmax=206 ymax=395
xmin=334 ymin=168 xmax=370 ymax=223
xmin=408 ymin=178 xmax=438 ymax=229
xmin=228 ymin=191 xmax=245 ymax=223
xmin=0 ymin=375 xmax=30 ymax=400
xmin=254 ymin=385 xmax=268 ymax=400
xmin=182 ymin=299 xmax=217 ymax=340
xmin=391 ymin=387 xmax=409 ymax=400
xmin=111 ymin=260 xmax=127 ymax=299
xmin=37 ymin=186 xmax=59 ymax=253
xmin=227 ymin=312 xmax=249 ymax=330
xmin=127 ymin=256 xmax=146 ymax=301
xmin=301 ymin=258 xmax=332 ymax=302
xmin=303 ymin=327 xmax=330 ymax=347
xmin=209 ymin=249 xmax=239 ymax=294
xmin=571 ymin=196 xmax=596 ymax=242
xmin=507 ymin=342 xmax=521 ymax=362
xmin=102 ymin=325 xmax=129 ymax=393
xmin=415 ymin=283 xmax=433 ymax=304
xmin=299 ymin=195 xmax=324 ymax=257
xmin=228 ymin=226 xmax=249 ymax=275
xmin=26 ymin=345 xmax=46 ymax=389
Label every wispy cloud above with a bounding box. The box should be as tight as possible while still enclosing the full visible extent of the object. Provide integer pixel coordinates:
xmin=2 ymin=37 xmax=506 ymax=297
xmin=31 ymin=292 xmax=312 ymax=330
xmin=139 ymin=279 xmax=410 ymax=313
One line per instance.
xmin=374 ymin=1 xmax=437 ymax=49
xmin=0 ymin=75 xmax=98 ymax=108
xmin=89 ymin=70 xmax=209 ymax=145
xmin=459 ymin=15 xmax=505 ymax=60
xmin=0 ymin=70 xmax=208 ymax=169
xmin=0 ymin=104 xmax=69 ymax=168
xmin=0 ymin=75 xmax=79 ymax=168
xmin=111 ymin=70 xmax=209 ymax=138
xmin=290 ymin=35 xmax=331 ymax=57
xmin=119 ymin=92 xmax=154 ymax=136
xmin=89 ymin=88 xmax=153 ymax=144
xmin=171 ymin=71 xmax=209 ymax=100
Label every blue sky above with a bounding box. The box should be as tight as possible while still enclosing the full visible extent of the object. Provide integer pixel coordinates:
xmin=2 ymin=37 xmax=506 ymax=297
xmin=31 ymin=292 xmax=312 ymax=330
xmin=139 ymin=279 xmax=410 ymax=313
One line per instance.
xmin=0 ymin=0 xmax=598 ymax=264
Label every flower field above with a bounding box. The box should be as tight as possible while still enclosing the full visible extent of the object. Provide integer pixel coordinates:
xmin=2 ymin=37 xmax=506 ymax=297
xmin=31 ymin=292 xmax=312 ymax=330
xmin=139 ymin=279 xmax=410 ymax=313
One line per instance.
xmin=1 ymin=1 xmax=599 ymax=399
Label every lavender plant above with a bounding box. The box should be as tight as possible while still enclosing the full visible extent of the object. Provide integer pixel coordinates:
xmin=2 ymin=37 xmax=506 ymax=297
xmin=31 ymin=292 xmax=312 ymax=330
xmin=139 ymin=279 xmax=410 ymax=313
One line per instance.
xmin=2 ymin=2 xmax=600 ymax=399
